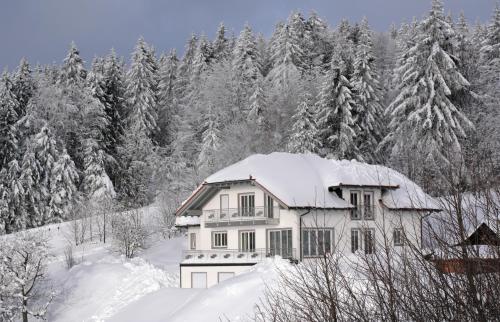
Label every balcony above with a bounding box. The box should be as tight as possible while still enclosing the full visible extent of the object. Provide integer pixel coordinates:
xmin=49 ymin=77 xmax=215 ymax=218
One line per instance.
xmin=350 ymin=204 xmax=375 ymax=220
xmin=182 ymin=247 xmax=297 ymax=264
xmin=203 ymin=206 xmax=280 ymax=227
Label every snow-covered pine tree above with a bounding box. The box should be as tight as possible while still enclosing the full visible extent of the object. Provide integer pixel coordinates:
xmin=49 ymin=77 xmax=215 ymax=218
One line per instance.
xmin=81 ymin=139 xmax=115 ymax=201
xmin=12 ymin=58 xmax=35 ymax=118
xmin=248 ymin=74 xmax=268 ymax=127
xmin=59 ymin=41 xmax=87 ymax=87
xmin=305 ymin=11 xmax=331 ymax=72
xmin=126 ymin=37 xmax=159 ymax=139
xmin=0 ymin=72 xmax=20 ymax=171
xmin=19 ymin=139 xmax=43 ymax=228
xmin=232 ymin=23 xmax=261 ymax=100
xmin=197 ymin=104 xmax=221 ymax=174
xmin=381 ymin=0 xmax=474 ymax=177
xmin=101 ymin=49 xmax=127 ymax=161
xmin=156 ymin=49 xmax=179 ymax=149
xmin=33 ymin=125 xmax=60 ymax=225
xmin=191 ymin=34 xmax=214 ymax=84
xmin=0 ymin=160 xmax=25 ymax=233
xmin=479 ymin=4 xmax=500 ymax=99
xmin=316 ymin=51 xmax=360 ymax=160
xmin=268 ymin=21 xmax=304 ymax=89
xmin=287 ymin=92 xmax=321 ymax=153
xmin=116 ymin=123 xmax=158 ymax=207
xmin=212 ymin=22 xmax=229 ymax=62
xmin=352 ymin=17 xmax=384 ymax=162
xmin=49 ymin=148 xmax=79 ymax=222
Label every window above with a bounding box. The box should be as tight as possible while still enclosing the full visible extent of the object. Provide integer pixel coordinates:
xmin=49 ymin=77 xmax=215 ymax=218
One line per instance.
xmin=191 ymin=272 xmax=207 ymax=288
xmin=212 ymin=231 xmax=227 ymax=248
xmin=350 ymin=191 xmax=361 ymax=219
xmin=363 ymin=192 xmax=374 ymax=220
xmin=393 ymin=228 xmax=404 ymax=246
xmin=265 ymin=194 xmax=274 ymax=218
xmin=239 ymin=193 xmax=255 ymax=216
xmin=364 ymin=229 xmax=375 ymax=254
xmin=268 ymin=229 xmax=293 ymax=258
xmin=302 ymin=229 xmax=334 ymax=257
xmin=239 ymin=231 xmax=255 ymax=252
xmin=351 ymin=229 xmax=361 ymax=253
xmin=220 ymin=194 xmax=229 ymax=219
xmin=190 ymin=233 xmax=196 ymax=250
xmin=218 ymin=272 xmax=235 ymax=283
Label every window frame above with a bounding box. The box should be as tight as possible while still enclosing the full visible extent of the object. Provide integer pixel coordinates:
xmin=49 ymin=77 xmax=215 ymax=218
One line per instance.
xmin=393 ymin=228 xmax=404 ymax=246
xmin=363 ymin=191 xmax=375 ymax=220
xmin=302 ymin=228 xmax=335 ymax=258
xmin=264 ymin=193 xmax=274 ymax=218
xmin=350 ymin=191 xmax=362 ymax=220
xmin=364 ymin=228 xmax=376 ymax=254
xmin=212 ymin=231 xmax=228 ymax=249
xmin=238 ymin=192 xmax=255 ymax=217
xmin=351 ymin=228 xmax=361 ymax=253
xmin=239 ymin=230 xmax=256 ymax=252
xmin=190 ymin=232 xmax=196 ymax=250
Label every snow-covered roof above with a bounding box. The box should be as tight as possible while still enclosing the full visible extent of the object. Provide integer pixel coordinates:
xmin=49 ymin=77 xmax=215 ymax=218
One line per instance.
xmin=423 ymin=191 xmax=500 ymax=247
xmin=175 ymin=216 xmax=200 ymax=227
xmin=179 ymin=152 xmax=438 ymax=214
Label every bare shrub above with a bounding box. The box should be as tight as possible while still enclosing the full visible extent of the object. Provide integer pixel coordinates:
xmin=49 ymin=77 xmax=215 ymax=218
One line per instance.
xmin=111 ymin=209 xmax=150 ymax=258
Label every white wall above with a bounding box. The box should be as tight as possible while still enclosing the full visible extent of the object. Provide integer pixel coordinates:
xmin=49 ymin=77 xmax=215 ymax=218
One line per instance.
xmin=180 ymin=265 xmax=254 ymax=288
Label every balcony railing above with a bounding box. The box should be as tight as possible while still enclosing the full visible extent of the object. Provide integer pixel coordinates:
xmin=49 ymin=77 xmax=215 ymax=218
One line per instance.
xmin=350 ymin=204 xmax=375 ymax=220
xmin=203 ymin=207 xmax=280 ymax=226
xmin=182 ymin=247 xmax=297 ymax=263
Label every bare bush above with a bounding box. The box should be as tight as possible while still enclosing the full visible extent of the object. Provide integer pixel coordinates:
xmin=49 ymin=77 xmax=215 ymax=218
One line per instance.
xmin=111 ymin=209 xmax=150 ymax=258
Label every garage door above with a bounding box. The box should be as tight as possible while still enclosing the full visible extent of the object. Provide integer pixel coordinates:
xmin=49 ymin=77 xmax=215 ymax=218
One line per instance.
xmin=218 ymin=272 xmax=235 ymax=283
xmin=191 ymin=272 xmax=207 ymax=288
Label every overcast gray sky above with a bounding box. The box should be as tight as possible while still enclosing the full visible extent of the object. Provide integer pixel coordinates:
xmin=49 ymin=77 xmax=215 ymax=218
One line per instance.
xmin=0 ymin=0 xmax=497 ymax=70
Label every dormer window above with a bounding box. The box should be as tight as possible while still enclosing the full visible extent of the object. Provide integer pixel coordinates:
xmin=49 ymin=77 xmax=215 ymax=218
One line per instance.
xmin=350 ymin=190 xmax=374 ymax=220
xmin=350 ymin=191 xmax=361 ymax=219
xmin=363 ymin=192 xmax=374 ymax=220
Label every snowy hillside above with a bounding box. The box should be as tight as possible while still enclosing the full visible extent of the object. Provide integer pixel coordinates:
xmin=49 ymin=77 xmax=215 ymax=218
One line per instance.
xmin=0 ymin=210 xmax=283 ymax=322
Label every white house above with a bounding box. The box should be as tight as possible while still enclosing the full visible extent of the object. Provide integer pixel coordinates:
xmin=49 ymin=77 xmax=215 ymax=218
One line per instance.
xmin=175 ymin=152 xmax=439 ymax=288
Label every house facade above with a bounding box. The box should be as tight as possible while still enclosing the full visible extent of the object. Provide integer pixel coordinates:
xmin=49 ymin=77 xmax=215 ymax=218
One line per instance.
xmin=176 ymin=153 xmax=439 ymax=288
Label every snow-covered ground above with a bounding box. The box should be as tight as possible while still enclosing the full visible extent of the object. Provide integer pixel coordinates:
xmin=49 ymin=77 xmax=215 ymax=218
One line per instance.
xmin=5 ymin=208 xmax=284 ymax=322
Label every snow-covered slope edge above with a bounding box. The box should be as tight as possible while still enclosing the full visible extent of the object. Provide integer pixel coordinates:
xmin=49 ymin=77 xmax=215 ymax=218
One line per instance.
xmin=109 ymin=258 xmax=291 ymax=322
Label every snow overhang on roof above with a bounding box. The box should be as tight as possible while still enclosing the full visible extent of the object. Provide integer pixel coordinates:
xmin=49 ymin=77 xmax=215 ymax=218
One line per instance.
xmin=176 ymin=152 xmax=440 ymax=216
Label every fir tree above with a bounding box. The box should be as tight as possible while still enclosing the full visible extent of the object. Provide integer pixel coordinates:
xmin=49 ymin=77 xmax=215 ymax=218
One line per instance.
xmin=12 ymin=58 xmax=35 ymax=118
xmin=305 ymin=11 xmax=331 ymax=71
xmin=126 ymin=37 xmax=159 ymax=139
xmin=1 ymin=160 xmax=25 ymax=233
xmin=49 ymin=148 xmax=79 ymax=222
xmin=157 ymin=49 xmax=179 ymax=149
xmin=248 ymin=74 xmax=269 ymax=129
xmin=233 ymin=24 xmax=261 ymax=90
xmin=352 ymin=17 xmax=384 ymax=162
xmin=382 ymin=0 xmax=473 ymax=174
xmin=197 ymin=105 xmax=221 ymax=173
xmin=59 ymin=41 xmax=87 ymax=87
xmin=19 ymin=140 xmax=42 ymax=228
xmin=269 ymin=22 xmax=304 ymax=88
xmin=81 ymin=140 xmax=115 ymax=200
xmin=287 ymin=93 xmax=321 ymax=153
xmin=33 ymin=125 xmax=59 ymax=225
xmin=212 ymin=22 xmax=229 ymax=62
xmin=0 ymin=72 xmax=20 ymax=171
xmin=479 ymin=4 xmax=500 ymax=97
xmin=316 ymin=52 xmax=360 ymax=160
